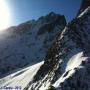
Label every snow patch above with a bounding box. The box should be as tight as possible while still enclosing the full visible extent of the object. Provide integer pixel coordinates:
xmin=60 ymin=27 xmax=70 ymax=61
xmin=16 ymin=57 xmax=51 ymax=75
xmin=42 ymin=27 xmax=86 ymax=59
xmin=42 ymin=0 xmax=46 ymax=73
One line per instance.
xmin=53 ymin=52 xmax=88 ymax=88
xmin=0 ymin=61 xmax=44 ymax=90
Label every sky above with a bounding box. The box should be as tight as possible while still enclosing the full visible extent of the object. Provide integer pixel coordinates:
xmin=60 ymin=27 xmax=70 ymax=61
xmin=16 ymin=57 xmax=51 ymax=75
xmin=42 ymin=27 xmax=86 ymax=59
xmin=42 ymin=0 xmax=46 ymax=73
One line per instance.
xmin=6 ymin=0 xmax=82 ymax=26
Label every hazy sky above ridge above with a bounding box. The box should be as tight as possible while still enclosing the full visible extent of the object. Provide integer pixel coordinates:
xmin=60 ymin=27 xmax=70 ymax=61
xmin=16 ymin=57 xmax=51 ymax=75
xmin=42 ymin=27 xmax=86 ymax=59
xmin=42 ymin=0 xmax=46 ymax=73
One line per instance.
xmin=6 ymin=0 xmax=82 ymax=26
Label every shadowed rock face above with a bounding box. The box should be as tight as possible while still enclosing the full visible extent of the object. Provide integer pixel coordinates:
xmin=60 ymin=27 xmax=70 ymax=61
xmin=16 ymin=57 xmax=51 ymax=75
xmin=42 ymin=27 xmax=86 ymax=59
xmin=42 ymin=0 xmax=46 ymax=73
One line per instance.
xmin=78 ymin=0 xmax=90 ymax=15
xmin=0 ymin=12 xmax=66 ymax=78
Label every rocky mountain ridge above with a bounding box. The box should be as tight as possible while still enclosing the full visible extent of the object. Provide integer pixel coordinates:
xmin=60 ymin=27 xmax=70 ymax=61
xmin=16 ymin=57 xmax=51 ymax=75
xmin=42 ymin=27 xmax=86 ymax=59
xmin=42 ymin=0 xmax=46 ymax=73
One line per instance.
xmin=0 ymin=0 xmax=90 ymax=90
xmin=0 ymin=12 xmax=66 ymax=77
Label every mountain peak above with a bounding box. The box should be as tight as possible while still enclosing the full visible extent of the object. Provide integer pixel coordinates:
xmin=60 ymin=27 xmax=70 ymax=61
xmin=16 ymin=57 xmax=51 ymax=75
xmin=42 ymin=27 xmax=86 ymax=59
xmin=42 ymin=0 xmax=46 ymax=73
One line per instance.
xmin=48 ymin=12 xmax=57 ymax=16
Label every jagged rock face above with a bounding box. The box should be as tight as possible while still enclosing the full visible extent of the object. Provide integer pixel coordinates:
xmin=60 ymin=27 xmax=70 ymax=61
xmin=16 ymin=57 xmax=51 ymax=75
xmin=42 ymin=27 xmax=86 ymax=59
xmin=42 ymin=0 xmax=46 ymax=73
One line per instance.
xmin=0 ymin=12 xmax=66 ymax=77
xmin=56 ymin=58 xmax=90 ymax=90
xmin=78 ymin=0 xmax=90 ymax=15
xmin=56 ymin=6 xmax=90 ymax=90
xmin=24 ymin=2 xmax=90 ymax=90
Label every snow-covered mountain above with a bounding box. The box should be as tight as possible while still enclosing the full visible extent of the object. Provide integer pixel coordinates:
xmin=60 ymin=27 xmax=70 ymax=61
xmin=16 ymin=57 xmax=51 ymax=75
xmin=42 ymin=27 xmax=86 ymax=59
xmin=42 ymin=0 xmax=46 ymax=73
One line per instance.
xmin=0 ymin=0 xmax=90 ymax=90
xmin=0 ymin=12 xmax=66 ymax=77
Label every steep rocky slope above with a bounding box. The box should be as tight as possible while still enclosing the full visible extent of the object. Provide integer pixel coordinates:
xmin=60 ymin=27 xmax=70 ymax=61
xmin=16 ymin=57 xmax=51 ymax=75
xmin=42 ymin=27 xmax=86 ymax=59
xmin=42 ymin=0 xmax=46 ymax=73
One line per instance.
xmin=0 ymin=0 xmax=90 ymax=90
xmin=26 ymin=4 xmax=90 ymax=89
xmin=78 ymin=0 xmax=90 ymax=15
xmin=29 ymin=0 xmax=90 ymax=89
xmin=0 ymin=12 xmax=66 ymax=77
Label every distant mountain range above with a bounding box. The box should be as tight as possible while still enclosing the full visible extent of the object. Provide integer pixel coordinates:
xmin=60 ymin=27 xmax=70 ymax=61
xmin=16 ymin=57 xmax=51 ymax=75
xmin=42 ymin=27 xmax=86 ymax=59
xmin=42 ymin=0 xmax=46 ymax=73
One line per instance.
xmin=0 ymin=0 xmax=90 ymax=90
